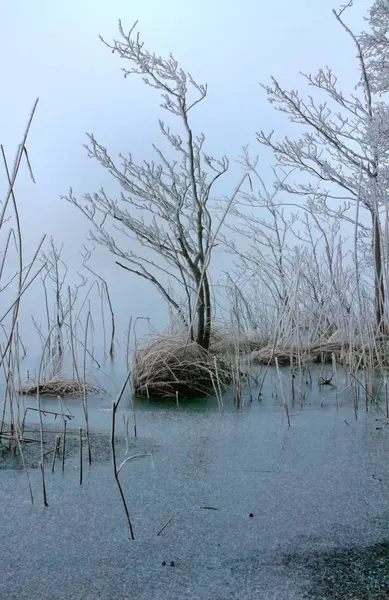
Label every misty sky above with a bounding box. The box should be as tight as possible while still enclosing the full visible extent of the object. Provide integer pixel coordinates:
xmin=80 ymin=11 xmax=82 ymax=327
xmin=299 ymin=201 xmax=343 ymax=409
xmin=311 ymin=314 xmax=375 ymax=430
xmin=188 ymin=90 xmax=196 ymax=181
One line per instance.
xmin=0 ymin=0 xmax=372 ymax=337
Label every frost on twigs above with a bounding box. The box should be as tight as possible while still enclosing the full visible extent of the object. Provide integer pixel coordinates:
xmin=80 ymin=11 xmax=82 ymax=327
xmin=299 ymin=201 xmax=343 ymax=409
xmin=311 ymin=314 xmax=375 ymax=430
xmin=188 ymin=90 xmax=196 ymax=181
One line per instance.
xmin=257 ymin=0 xmax=389 ymax=336
xmin=100 ymin=20 xmax=207 ymax=112
xmin=63 ymin=20 xmax=237 ymax=359
xmin=359 ymin=0 xmax=389 ymax=94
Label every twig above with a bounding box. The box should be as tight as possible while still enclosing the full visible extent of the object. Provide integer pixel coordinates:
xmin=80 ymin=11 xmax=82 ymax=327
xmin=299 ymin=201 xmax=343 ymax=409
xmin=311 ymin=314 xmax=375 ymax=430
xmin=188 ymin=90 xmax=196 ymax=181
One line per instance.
xmin=156 ymin=516 xmax=174 ymax=536
xmin=39 ymin=461 xmax=48 ymax=507
xmin=275 ymin=356 xmax=291 ymax=427
xmin=116 ymin=453 xmax=151 ymax=476
xmin=51 ymin=434 xmax=61 ymax=473
xmin=62 ymin=419 xmax=67 ymax=472
xmin=112 ymin=371 xmax=135 ymax=539
xmin=79 ymin=427 xmax=83 ymax=486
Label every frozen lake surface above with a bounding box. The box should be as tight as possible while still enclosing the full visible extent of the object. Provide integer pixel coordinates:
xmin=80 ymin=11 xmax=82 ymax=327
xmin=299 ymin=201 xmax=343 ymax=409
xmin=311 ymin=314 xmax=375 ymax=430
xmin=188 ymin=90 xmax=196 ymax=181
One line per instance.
xmin=1 ymin=374 xmax=389 ymax=599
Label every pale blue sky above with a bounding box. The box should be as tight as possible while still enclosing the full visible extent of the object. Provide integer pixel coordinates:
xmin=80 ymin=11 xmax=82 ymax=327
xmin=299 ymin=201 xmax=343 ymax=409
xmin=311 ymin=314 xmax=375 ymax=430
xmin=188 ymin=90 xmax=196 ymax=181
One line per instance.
xmin=0 ymin=0 xmax=372 ymax=336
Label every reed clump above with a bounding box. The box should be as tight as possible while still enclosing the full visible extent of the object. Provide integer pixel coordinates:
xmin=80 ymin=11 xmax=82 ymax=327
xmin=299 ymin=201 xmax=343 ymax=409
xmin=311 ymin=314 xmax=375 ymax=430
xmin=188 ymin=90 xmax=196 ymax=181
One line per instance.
xmin=21 ymin=378 xmax=100 ymax=397
xmin=251 ymin=339 xmax=389 ymax=367
xmin=211 ymin=328 xmax=270 ymax=355
xmin=133 ymin=333 xmax=232 ymax=399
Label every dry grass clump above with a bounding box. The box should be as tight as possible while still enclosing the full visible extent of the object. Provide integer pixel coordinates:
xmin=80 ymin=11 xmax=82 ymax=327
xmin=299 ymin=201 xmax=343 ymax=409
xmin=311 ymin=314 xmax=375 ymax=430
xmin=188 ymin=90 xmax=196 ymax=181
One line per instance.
xmin=251 ymin=341 xmax=349 ymax=366
xmin=21 ymin=378 xmax=100 ymax=397
xmin=133 ymin=333 xmax=231 ymax=399
xmin=251 ymin=339 xmax=389 ymax=367
xmin=210 ymin=327 xmax=269 ymax=355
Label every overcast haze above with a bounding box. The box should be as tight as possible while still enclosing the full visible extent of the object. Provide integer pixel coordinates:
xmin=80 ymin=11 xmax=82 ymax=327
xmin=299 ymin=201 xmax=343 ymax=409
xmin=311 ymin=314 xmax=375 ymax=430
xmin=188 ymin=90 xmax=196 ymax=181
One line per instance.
xmin=0 ymin=0 xmax=372 ymax=339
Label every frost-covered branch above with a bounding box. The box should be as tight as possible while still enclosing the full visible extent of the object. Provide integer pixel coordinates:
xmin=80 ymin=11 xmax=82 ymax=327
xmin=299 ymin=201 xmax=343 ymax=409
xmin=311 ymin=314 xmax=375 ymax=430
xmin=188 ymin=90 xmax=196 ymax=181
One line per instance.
xmin=63 ymin=21 xmax=235 ymax=349
xmin=257 ymin=1 xmax=389 ymax=335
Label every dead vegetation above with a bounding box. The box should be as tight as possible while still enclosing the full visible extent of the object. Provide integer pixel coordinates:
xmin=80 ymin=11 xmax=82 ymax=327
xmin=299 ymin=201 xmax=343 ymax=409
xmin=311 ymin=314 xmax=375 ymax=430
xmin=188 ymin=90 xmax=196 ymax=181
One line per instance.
xmin=250 ymin=340 xmax=389 ymax=367
xmin=20 ymin=377 xmax=100 ymax=397
xmin=133 ymin=333 xmax=231 ymax=399
xmin=210 ymin=328 xmax=270 ymax=355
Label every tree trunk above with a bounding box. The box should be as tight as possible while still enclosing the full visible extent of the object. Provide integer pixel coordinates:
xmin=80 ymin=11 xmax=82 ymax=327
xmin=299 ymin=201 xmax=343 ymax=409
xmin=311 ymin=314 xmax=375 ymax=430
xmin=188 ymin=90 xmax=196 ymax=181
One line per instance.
xmin=372 ymin=209 xmax=386 ymax=337
xmin=202 ymin=274 xmax=212 ymax=351
xmin=194 ymin=275 xmax=212 ymax=351
xmin=195 ymin=277 xmax=206 ymax=348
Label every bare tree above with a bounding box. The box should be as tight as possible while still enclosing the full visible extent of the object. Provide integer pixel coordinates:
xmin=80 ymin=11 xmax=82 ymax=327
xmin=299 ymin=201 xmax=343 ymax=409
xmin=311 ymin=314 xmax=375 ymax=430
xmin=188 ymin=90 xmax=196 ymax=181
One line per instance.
xmin=257 ymin=1 xmax=389 ymax=336
xmin=62 ymin=21 xmax=238 ymax=350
